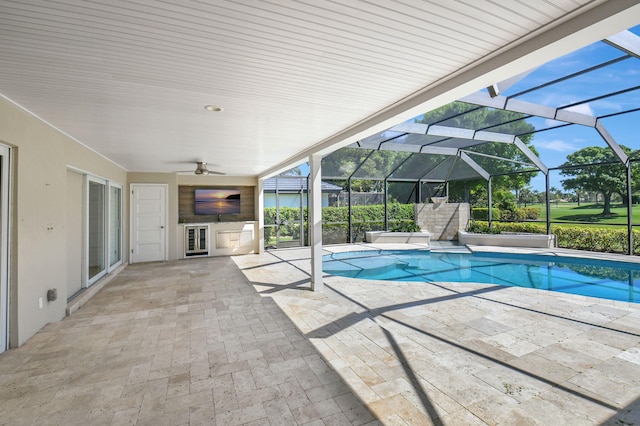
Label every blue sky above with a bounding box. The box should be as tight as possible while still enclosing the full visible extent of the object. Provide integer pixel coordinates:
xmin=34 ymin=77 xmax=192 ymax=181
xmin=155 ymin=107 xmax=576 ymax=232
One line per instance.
xmin=502 ymin=25 xmax=640 ymax=191
xmin=293 ymin=25 xmax=640 ymax=193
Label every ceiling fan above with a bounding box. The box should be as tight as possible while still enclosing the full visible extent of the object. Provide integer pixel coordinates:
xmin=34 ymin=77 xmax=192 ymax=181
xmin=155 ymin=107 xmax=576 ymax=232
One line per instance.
xmin=178 ymin=161 xmax=225 ymax=176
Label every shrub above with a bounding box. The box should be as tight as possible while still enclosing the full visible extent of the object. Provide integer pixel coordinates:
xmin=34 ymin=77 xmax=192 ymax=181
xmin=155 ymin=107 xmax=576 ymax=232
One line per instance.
xmin=467 ymin=221 xmax=546 ymax=234
xmin=471 ymin=208 xmax=500 ymax=221
xmin=521 ymin=207 xmax=541 ymax=220
xmin=468 ymin=220 xmax=640 ymax=255
xmin=471 ymin=207 xmax=539 ymax=221
xmin=264 ymin=203 xmax=417 ymax=244
xmin=467 ymin=221 xmax=493 ymax=234
xmin=552 ymin=226 xmax=637 ymax=254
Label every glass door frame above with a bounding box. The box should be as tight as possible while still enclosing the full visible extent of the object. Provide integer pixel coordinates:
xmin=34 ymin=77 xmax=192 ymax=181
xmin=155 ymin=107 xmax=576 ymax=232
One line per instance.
xmin=86 ymin=175 xmax=107 ymax=286
xmin=84 ymin=175 xmax=124 ymax=287
xmin=108 ymin=182 xmax=123 ymax=270
xmin=0 ymin=144 xmax=11 ymax=354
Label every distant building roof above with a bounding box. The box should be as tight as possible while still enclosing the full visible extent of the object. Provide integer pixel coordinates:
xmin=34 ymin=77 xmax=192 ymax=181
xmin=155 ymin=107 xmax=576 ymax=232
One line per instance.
xmin=264 ymin=176 xmax=342 ymax=192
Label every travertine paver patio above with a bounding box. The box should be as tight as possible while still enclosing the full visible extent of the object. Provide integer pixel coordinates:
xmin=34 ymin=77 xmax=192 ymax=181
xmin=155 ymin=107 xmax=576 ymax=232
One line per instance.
xmin=2 ymin=244 xmax=640 ymax=425
xmin=233 ymin=243 xmax=640 ymax=425
xmin=0 ymin=256 xmax=377 ymax=425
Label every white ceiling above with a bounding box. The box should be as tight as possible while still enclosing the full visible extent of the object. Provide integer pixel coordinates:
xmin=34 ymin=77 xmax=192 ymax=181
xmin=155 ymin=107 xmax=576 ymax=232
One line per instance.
xmin=0 ymin=0 xmax=638 ymax=177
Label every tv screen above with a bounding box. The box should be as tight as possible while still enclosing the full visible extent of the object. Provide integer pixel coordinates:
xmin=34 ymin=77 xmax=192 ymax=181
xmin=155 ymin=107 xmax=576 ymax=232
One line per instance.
xmin=194 ymin=188 xmax=241 ymax=215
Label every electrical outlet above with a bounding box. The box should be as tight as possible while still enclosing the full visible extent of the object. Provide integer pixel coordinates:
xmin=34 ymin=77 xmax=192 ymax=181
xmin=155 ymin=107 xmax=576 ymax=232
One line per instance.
xmin=38 ymin=297 xmax=43 ymax=309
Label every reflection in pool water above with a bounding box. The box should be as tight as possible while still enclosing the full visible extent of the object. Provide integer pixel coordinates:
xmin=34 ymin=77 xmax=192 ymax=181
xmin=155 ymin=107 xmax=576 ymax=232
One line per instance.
xmin=323 ymin=250 xmax=640 ymax=303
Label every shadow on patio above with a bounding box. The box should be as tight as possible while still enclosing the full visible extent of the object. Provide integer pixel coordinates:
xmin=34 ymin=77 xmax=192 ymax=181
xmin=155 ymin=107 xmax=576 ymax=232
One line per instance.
xmin=235 ymin=247 xmax=640 ymax=425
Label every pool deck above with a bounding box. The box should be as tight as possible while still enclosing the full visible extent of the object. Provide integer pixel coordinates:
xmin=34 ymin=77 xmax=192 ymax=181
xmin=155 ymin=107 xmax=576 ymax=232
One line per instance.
xmin=234 ymin=242 xmax=640 ymax=424
xmin=2 ymin=242 xmax=640 ymax=424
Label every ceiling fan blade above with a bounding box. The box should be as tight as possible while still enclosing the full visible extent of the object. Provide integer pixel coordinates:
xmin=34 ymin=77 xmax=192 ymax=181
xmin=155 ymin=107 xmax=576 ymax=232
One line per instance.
xmin=173 ymin=161 xmax=225 ymax=175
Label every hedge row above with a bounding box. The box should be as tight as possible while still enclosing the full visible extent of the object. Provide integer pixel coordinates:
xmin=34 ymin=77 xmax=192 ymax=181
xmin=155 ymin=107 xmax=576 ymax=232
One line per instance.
xmin=554 ymin=227 xmax=640 ymax=255
xmin=467 ymin=221 xmax=546 ymax=234
xmin=265 ymin=203 xmax=418 ymax=245
xmin=468 ymin=220 xmax=640 ymax=255
xmin=471 ymin=207 xmax=540 ymax=221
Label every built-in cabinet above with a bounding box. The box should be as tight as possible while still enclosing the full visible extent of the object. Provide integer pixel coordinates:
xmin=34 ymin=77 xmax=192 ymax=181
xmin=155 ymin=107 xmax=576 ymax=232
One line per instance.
xmin=180 ymin=221 xmax=255 ymax=258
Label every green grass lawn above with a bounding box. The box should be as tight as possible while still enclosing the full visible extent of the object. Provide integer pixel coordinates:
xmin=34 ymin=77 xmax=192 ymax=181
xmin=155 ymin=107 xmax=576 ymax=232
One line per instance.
xmin=527 ymin=202 xmax=640 ymax=226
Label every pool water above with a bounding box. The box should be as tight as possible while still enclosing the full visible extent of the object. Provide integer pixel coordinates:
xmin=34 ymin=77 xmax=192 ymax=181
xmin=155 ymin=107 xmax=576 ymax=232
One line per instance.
xmin=323 ymin=250 xmax=640 ymax=303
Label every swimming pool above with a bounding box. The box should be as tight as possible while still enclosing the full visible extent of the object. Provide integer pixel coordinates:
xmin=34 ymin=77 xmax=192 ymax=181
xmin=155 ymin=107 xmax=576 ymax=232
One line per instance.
xmin=323 ymin=250 xmax=640 ymax=303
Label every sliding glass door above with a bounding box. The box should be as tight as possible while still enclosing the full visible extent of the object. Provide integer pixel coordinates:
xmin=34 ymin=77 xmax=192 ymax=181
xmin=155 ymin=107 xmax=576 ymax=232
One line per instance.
xmin=86 ymin=177 xmax=122 ymax=287
xmin=88 ymin=177 xmax=106 ymax=284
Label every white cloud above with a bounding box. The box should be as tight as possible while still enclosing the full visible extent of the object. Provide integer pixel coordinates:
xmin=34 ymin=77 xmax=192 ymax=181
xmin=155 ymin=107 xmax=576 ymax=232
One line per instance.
xmin=536 ymin=140 xmax=578 ymax=152
xmin=543 ymin=118 xmax=565 ymax=127
xmin=564 ymin=103 xmax=595 ymax=116
xmin=592 ymin=100 xmax=624 ymax=113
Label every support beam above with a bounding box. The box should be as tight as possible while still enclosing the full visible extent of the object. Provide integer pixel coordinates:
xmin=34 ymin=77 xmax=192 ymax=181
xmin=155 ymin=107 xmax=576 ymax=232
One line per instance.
xmin=257 ymin=178 xmax=265 ymax=254
xmin=348 ymin=179 xmax=353 ymax=244
xmin=514 ymin=137 xmax=549 ymax=174
xmin=545 ymin=173 xmax=551 ymax=235
xmin=460 ymin=152 xmax=491 ymax=180
xmin=309 ymin=154 xmax=323 ymax=291
xmin=605 ymin=30 xmax=640 ymax=59
xmin=488 ymin=178 xmax=493 ymax=228
xmin=461 ymin=91 xmax=597 ymax=127
xmin=384 ymin=179 xmax=389 ymax=231
xmin=383 ymin=124 xmax=549 ymax=176
xmin=627 ymin=164 xmax=633 ymax=255
xmin=595 ymin=119 xmax=629 ymax=164
xmin=487 ymin=69 xmax=536 ymax=98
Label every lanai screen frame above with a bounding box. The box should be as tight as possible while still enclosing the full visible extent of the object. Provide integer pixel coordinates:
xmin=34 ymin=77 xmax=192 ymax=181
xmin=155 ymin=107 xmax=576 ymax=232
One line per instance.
xmin=316 ymin=28 xmax=640 ymax=253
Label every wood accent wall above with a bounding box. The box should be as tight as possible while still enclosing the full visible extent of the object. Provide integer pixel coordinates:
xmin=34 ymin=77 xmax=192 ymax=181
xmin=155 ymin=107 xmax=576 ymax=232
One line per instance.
xmin=179 ymin=185 xmax=255 ymax=223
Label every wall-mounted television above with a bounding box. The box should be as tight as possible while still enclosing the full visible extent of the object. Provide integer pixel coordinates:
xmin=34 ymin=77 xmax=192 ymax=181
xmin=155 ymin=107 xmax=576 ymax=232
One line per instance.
xmin=194 ymin=188 xmax=241 ymax=215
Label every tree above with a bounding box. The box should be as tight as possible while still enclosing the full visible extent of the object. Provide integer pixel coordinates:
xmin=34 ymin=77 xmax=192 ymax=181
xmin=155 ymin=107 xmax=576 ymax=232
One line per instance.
xmin=548 ymin=186 xmax=565 ymax=208
xmin=417 ymin=102 xmax=538 ymax=205
xmin=281 ymin=166 xmax=302 ymax=176
xmin=560 ymin=145 xmax=638 ymax=215
xmin=322 ymin=102 xmax=539 ymax=206
xmin=517 ymin=186 xmax=537 ymax=207
xmin=322 ymin=147 xmax=405 ymax=192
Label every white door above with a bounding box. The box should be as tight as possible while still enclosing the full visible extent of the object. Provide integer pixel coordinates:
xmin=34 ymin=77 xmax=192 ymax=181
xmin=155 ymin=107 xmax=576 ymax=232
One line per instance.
xmin=131 ymin=184 xmax=167 ymax=263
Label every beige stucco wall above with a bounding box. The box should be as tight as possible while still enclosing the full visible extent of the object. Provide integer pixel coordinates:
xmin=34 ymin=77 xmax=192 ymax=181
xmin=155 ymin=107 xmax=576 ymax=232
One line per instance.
xmin=0 ymin=97 xmax=128 ymax=346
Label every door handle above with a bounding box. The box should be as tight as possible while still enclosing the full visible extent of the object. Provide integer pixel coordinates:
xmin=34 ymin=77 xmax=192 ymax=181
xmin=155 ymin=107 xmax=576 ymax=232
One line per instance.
xmin=160 ymin=226 xmax=164 ymax=229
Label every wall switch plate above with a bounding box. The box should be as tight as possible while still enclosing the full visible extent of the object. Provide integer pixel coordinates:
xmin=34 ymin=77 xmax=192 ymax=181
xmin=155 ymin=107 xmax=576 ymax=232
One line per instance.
xmin=38 ymin=297 xmax=43 ymax=309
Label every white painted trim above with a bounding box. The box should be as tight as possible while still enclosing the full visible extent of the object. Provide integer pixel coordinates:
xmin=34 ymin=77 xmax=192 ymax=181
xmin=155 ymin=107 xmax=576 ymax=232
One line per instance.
xmin=107 ymin=182 xmax=123 ymax=271
xmin=0 ymin=144 xmax=11 ymax=353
